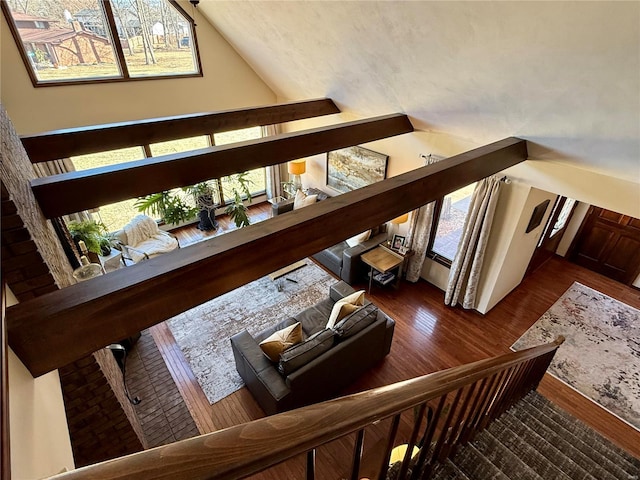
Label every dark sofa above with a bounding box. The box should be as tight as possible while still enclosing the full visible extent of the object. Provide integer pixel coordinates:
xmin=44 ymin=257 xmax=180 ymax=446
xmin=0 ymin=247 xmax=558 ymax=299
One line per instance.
xmin=230 ymin=281 xmax=395 ymax=415
xmin=272 ymin=188 xmax=388 ymax=284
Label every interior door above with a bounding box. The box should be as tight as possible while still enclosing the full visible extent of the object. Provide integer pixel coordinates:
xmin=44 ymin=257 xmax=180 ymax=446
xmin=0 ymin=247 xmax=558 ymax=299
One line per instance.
xmin=526 ymin=197 xmax=576 ymax=276
xmin=568 ymin=206 xmax=640 ymax=285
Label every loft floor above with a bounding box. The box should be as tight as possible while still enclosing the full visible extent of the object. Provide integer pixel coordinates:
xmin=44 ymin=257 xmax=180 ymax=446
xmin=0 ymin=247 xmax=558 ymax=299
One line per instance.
xmin=126 ymin=202 xmax=640 ymax=467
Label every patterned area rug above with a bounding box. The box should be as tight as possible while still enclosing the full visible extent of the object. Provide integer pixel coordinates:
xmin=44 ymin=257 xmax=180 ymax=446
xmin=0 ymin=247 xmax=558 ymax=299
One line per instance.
xmin=166 ymin=259 xmax=336 ymax=404
xmin=512 ymin=282 xmax=640 ymax=430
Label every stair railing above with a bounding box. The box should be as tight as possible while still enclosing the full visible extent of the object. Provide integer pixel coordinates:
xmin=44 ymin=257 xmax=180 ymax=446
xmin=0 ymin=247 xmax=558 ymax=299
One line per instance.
xmin=47 ymin=337 xmax=564 ymax=480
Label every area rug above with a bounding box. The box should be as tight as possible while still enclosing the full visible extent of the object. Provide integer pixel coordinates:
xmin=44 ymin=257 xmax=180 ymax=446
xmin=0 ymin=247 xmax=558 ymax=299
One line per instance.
xmin=511 ymin=282 xmax=640 ymax=430
xmin=166 ymin=258 xmax=336 ymax=404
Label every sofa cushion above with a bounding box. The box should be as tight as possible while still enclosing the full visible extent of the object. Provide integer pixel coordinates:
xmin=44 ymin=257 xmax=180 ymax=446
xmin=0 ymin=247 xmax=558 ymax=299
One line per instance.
xmin=295 ymin=300 xmax=334 ymax=336
xmin=259 ymin=322 xmax=303 ymax=361
xmin=334 ymin=304 xmax=379 ymax=338
xmin=278 ymin=328 xmax=335 ymax=376
xmin=346 ymin=230 xmax=371 ymax=247
xmin=326 ymin=290 xmax=366 ymax=328
xmin=293 ymin=189 xmax=318 ymax=209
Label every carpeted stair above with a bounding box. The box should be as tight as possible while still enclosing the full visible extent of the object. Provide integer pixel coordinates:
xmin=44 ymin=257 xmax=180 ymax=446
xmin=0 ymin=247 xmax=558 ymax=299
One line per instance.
xmin=433 ymin=391 xmax=640 ymax=480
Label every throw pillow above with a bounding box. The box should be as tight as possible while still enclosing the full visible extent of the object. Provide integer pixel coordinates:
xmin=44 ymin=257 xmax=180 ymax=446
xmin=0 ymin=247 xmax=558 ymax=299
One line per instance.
xmin=259 ymin=322 xmax=303 ymax=362
xmin=293 ymin=189 xmax=318 ymax=210
xmin=278 ymin=328 xmax=335 ymax=376
xmin=334 ymin=304 xmax=378 ymax=338
xmin=326 ymin=289 xmax=366 ymax=329
xmin=345 ymin=230 xmax=371 ymax=247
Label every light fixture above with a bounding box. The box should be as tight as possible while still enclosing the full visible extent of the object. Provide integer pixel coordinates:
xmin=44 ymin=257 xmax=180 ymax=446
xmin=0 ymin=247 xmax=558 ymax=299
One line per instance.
xmin=288 ymin=160 xmax=306 ymax=191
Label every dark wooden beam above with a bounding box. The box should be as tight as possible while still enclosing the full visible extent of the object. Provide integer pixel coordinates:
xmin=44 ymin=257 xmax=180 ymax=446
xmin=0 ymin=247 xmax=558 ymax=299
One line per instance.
xmin=21 ymin=98 xmax=340 ymax=163
xmin=31 ymin=114 xmax=414 ymax=218
xmin=8 ymin=138 xmax=527 ymax=377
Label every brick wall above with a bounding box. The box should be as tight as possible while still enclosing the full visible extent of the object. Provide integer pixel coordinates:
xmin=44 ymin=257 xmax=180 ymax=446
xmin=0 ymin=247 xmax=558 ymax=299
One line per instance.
xmin=1 ymin=103 xmax=146 ymax=468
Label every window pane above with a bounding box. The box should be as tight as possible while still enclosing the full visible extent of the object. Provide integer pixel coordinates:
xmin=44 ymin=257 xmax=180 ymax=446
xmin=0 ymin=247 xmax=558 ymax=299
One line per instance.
xmin=71 ymin=146 xmax=145 ymax=230
xmin=5 ymin=1 xmax=121 ymax=82
xmin=431 ymin=183 xmax=477 ymax=262
xmin=113 ymin=0 xmax=199 ymax=77
xmin=149 ymin=136 xmax=210 ymax=156
xmin=214 ymin=127 xmax=266 ymax=201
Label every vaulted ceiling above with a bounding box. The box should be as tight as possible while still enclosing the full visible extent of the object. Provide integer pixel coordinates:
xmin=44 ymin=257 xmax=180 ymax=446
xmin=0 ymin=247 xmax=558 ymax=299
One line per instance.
xmin=198 ymin=1 xmax=639 ymax=183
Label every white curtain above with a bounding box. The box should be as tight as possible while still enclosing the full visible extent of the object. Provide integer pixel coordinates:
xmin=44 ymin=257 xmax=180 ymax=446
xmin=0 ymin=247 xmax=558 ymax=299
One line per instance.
xmin=33 ymin=159 xmax=93 ymax=223
xmin=445 ymin=175 xmax=504 ymax=309
xmin=262 ymin=124 xmax=283 ymax=199
xmin=405 ymin=203 xmax=437 ymax=282
xmin=404 ymin=154 xmax=442 ymax=282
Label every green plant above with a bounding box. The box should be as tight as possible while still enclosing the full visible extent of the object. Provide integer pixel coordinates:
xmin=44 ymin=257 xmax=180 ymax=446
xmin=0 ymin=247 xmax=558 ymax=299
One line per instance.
xmin=134 ymin=190 xmax=197 ymax=226
xmin=224 ymin=172 xmax=253 ymax=228
xmin=67 ymin=219 xmax=110 ymax=255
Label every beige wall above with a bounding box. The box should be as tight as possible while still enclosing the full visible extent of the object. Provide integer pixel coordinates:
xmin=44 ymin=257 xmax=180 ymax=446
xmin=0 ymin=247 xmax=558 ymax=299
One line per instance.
xmin=6 ymin=287 xmax=75 ymax=479
xmin=1 ymin=1 xmax=276 ymax=134
xmin=283 ymin=112 xmax=640 ymax=312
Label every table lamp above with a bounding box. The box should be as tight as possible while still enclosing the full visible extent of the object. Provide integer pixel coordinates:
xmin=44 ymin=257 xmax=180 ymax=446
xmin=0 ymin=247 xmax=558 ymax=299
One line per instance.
xmin=288 ymin=160 xmax=306 ymax=191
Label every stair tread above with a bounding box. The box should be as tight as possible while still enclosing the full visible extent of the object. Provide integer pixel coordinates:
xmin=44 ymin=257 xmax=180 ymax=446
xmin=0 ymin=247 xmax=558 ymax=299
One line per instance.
xmin=525 ymin=391 xmax=640 ymax=471
xmin=487 ymin=418 xmax=575 ymax=480
xmin=493 ymin=414 xmax=597 ymax=480
xmin=432 ymin=459 xmax=472 ymax=480
xmin=507 ymin=403 xmax=631 ymax=480
xmin=472 ymin=428 xmax=545 ymax=480
xmin=451 ymin=443 xmax=511 ymax=480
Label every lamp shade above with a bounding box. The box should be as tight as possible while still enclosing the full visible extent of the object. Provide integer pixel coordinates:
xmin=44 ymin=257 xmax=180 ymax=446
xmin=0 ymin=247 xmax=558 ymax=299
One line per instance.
xmin=288 ymin=160 xmax=306 ymax=175
xmin=390 ymin=213 xmax=409 ymax=225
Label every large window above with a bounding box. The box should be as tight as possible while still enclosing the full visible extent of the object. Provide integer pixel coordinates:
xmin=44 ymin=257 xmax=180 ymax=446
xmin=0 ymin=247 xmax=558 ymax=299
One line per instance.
xmin=428 ymin=182 xmax=477 ymax=265
xmin=69 ymin=129 xmax=267 ymax=231
xmin=2 ymin=0 xmax=201 ymax=86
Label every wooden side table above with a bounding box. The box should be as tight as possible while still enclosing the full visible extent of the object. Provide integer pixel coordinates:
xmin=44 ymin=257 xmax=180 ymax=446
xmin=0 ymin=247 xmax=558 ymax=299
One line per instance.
xmin=361 ymin=246 xmax=404 ymax=293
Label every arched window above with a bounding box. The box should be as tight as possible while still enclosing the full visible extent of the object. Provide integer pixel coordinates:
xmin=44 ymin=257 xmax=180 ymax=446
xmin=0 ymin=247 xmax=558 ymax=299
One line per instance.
xmin=2 ymin=0 xmax=201 ymax=86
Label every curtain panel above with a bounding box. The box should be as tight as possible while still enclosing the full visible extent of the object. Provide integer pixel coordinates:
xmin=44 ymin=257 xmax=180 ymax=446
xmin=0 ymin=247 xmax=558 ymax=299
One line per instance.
xmin=444 ymin=175 xmax=504 ymax=309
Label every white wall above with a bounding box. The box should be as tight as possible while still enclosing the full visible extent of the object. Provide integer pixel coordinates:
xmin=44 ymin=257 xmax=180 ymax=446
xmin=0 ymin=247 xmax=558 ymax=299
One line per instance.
xmin=6 ymin=287 xmax=75 ymax=479
xmin=476 ymin=186 xmax=557 ymax=313
xmin=0 ymin=1 xmax=276 ymax=133
xmin=282 ymin=111 xmax=640 ymax=311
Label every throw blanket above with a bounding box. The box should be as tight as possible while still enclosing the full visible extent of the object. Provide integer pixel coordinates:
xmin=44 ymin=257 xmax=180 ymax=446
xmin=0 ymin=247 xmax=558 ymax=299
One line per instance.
xmin=124 ymin=215 xmax=160 ymax=247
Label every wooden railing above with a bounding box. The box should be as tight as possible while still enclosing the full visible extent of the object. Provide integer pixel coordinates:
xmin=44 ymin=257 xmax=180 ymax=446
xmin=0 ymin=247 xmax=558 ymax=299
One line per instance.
xmin=47 ymin=337 xmax=565 ymax=480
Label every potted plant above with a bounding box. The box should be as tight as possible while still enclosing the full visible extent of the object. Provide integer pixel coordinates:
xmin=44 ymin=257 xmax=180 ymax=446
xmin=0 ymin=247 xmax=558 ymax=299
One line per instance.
xmin=186 ymin=181 xmax=219 ymax=231
xmin=134 ymin=190 xmax=197 ymax=226
xmin=67 ymin=219 xmax=112 ymax=256
xmin=225 ymin=172 xmax=254 ymax=228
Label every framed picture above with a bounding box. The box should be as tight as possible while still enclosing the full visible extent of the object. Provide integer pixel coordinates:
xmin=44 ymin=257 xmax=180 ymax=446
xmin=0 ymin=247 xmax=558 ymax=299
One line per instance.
xmin=526 ymin=199 xmax=551 ymax=233
xmin=326 ymin=146 xmax=388 ymax=193
xmin=391 ymin=234 xmax=406 ymax=251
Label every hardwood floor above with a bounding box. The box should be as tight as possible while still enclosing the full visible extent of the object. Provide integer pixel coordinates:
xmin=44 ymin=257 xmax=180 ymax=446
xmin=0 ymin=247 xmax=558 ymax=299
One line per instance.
xmin=150 ymin=203 xmax=639 ymax=467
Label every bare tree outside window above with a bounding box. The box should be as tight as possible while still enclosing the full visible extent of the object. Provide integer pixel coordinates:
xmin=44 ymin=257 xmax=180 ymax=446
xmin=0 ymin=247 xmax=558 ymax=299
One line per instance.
xmin=2 ymin=0 xmax=201 ymax=85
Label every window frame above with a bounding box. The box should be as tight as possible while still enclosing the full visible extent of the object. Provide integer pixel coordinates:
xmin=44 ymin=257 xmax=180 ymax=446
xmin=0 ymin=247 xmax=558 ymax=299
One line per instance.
xmin=1 ymin=0 xmax=203 ymax=87
xmin=426 ymin=182 xmax=476 ymax=267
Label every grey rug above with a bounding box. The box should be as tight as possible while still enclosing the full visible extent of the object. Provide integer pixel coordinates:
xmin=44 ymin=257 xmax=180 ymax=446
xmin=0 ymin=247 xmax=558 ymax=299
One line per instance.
xmin=512 ymin=282 xmax=640 ymax=430
xmin=166 ymin=258 xmax=336 ymax=404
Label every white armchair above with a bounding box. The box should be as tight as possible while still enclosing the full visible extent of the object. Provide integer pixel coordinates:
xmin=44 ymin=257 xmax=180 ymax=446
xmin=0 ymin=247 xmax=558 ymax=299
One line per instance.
xmin=112 ymin=215 xmax=179 ymax=264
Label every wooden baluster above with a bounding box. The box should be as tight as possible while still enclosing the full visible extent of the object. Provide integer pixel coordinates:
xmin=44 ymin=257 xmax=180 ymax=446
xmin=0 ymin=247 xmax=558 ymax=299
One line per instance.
xmin=350 ymin=429 xmax=365 ymax=480
xmin=398 ymin=403 xmax=427 ymax=480
xmin=377 ymin=414 xmax=401 ymax=480
xmin=483 ymin=366 xmax=517 ymax=428
xmin=424 ymin=389 xmax=463 ymax=477
xmin=458 ymin=377 xmax=490 ymax=445
xmin=475 ymin=369 xmax=507 ymax=432
xmin=307 ymin=449 xmax=316 ymax=480
xmin=410 ymin=397 xmax=445 ymax=480
xmin=443 ymin=382 xmax=477 ymax=459
xmin=494 ymin=363 xmax=526 ymax=417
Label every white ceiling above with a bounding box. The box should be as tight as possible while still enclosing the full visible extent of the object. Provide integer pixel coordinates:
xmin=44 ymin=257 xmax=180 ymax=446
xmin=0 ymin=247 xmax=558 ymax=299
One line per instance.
xmin=198 ymin=1 xmax=640 ymax=183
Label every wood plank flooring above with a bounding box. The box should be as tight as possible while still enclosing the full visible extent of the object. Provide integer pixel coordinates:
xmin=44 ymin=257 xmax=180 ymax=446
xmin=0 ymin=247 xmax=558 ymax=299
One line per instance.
xmin=141 ymin=202 xmax=639 ymax=470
